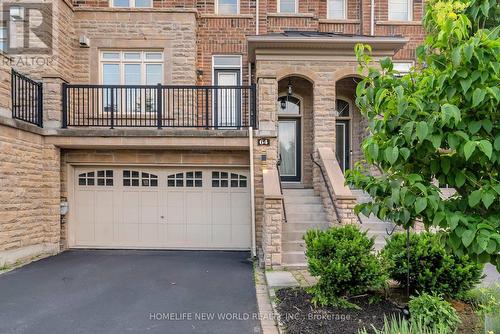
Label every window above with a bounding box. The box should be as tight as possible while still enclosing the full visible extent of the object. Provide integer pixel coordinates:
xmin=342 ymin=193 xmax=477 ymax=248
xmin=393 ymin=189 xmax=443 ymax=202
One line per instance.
xmin=111 ymin=0 xmax=152 ymax=7
xmin=393 ymin=62 xmax=413 ymax=74
xmin=336 ymin=99 xmax=350 ymax=117
xmin=0 ymin=27 xmax=6 ymax=52
xmin=328 ymin=0 xmax=346 ymax=19
xmin=186 ymin=171 xmax=203 ymax=187
xmin=278 ymin=0 xmax=297 ymax=13
xmin=277 ymin=96 xmax=300 ymax=114
xmin=212 ymin=171 xmax=229 ymax=187
xmin=78 ymin=170 xmax=113 ymax=186
xmin=123 ymin=170 xmax=158 ymax=187
xmin=216 ymin=0 xmax=239 ymax=14
xmin=389 ymin=0 xmax=412 ymax=21
xmin=167 ymin=173 xmax=184 ymax=187
xmin=100 ymin=51 xmax=163 ymax=86
xmin=230 ymin=173 xmax=247 ymax=187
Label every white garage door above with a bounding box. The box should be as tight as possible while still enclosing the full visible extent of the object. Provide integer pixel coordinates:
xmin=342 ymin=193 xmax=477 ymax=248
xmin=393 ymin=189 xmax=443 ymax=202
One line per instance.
xmin=72 ymin=167 xmax=251 ymax=250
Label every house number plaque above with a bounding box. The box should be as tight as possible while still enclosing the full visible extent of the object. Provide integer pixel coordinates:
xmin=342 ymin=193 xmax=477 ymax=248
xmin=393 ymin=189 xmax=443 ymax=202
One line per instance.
xmin=257 ymin=138 xmax=270 ymax=146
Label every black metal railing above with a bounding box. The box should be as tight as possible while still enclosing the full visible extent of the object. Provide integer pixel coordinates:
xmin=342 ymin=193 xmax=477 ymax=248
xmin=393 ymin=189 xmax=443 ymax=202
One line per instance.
xmin=11 ymin=69 xmax=43 ymax=127
xmin=62 ymin=84 xmax=257 ymax=129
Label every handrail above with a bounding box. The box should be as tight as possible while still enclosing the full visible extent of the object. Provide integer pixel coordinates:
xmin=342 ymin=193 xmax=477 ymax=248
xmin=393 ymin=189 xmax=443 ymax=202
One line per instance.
xmin=11 ymin=69 xmax=43 ymax=127
xmin=276 ymin=154 xmax=287 ymax=223
xmin=311 ymin=154 xmax=342 ymax=224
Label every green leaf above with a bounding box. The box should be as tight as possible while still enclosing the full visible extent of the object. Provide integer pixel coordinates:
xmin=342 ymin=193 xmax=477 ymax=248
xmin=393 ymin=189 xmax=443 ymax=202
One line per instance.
xmin=432 ymin=211 xmax=445 ymax=226
xmin=463 ymin=44 xmax=473 ymax=61
xmin=486 ymin=239 xmax=497 ymax=254
xmin=481 ymin=191 xmax=495 ymax=209
xmin=481 ymin=120 xmax=493 ymax=133
xmin=463 ymin=141 xmax=476 ymax=160
xmin=380 ymin=57 xmax=392 ymax=70
xmin=385 ymin=147 xmax=399 ymax=165
xmin=451 ymin=46 xmax=461 ymax=66
xmin=478 ymin=140 xmax=493 ymax=159
xmin=400 ymin=147 xmax=411 ymax=160
xmin=455 ymin=171 xmax=466 ymax=187
xmin=460 ymin=78 xmax=472 ymax=94
xmin=468 ymin=121 xmax=481 ymax=134
xmin=441 ymin=158 xmax=451 ymax=175
xmin=441 ymin=104 xmax=460 ymax=126
xmin=462 ymin=230 xmax=476 ymax=247
xmin=472 ymin=88 xmax=487 ymax=107
xmin=468 ymin=190 xmax=482 ymax=207
xmin=415 ymin=197 xmax=427 ymax=214
xmin=368 ymin=143 xmax=379 ymax=160
xmin=430 ymin=135 xmax=442 ymax=149
xmin=416 ymin=121 xmax=428 ymax=142
xmin=495 ymin=136 xmax=500 ymax=151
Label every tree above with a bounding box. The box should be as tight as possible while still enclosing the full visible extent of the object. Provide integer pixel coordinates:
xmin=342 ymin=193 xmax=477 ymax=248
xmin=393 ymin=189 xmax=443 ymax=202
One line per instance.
xmin=346 ymin=0 xmax=500 ymax=270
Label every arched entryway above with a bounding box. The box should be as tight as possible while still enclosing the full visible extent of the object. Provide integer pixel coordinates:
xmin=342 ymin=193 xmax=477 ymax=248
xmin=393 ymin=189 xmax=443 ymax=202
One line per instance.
xmin=335 ymin=76 xmax=363 ymax=173
xmin=276 ymin=76 xmax=314 ymax=185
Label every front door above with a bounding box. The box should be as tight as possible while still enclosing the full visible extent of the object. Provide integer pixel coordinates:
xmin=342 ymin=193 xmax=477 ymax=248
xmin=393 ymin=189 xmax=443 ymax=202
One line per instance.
xmin=214 ymin=69 xmax=241 ymax=128
xmin=335 ymin=120 xmax=350 ymax=172
xmin=278 ymin=118 xmax=301 ymax=182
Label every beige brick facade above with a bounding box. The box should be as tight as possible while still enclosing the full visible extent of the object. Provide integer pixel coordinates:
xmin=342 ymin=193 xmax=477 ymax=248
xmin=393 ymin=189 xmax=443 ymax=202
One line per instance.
xmin=0 ymin=124 xmax=60 ymax=254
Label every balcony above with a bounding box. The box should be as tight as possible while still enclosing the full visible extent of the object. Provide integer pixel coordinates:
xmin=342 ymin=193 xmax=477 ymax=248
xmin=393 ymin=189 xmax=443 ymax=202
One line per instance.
xmin=62 ymin=84 xmax=257 ymax=129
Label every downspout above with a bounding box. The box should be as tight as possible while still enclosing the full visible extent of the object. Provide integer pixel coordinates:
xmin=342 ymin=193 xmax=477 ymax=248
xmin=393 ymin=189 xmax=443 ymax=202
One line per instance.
xmin=256 ymin=0 xmax=259 ymax=35
xmin=370 ymin=0 xmax=375 ymax=35
xmin=249 ymin=127 xmax=256 ymax=257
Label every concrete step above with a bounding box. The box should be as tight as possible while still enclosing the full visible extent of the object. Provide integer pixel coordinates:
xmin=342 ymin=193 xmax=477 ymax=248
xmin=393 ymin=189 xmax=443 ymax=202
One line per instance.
xmin=283 ymin=222 xmax=329 ymax=232
xmin=283 ymin=251 xmax=307 ymax=264
xmin=286 ymin=204 xmax=325 ymax=214
xmin=283 ymin=231 xmax=308 ymax=241
xmin=286 ymin=213 xmax=327 ymax=222
xmin=282 ymin=188 xmax=315 ymax=196
xmin=361 ymin=222 xmax=395 ymax=232
xmin=284 ymin=196 xmax=322 ymax=204
xmin=282 ymin=240 xmax=306 ymax=252
xmin=282 ymin=263 xmax=309 ymax=270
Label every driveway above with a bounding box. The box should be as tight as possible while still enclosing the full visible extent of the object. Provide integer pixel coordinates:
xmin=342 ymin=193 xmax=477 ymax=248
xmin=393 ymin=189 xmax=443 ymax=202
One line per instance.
xmin=0 ymin=250 xmax=261 ymax=334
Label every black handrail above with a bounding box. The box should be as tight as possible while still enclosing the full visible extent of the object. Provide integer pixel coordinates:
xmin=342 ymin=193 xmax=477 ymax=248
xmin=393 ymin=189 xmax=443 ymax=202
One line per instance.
xmin=61 ymin=83 xmax=257 ymax=129
xmin=11 ymin=69 xmax=43 ymax=127
xmin=311 ymin=154 xmax=342 ymax=224
xmin=276 ymin=154 xmax=287 ymax=223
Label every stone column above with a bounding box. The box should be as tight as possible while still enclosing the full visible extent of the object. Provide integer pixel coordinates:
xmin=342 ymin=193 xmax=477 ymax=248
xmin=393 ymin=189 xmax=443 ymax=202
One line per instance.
xmin=257 ymin=77 xmax=278 ymax=132
xmin=0 ymin=53 xmax=11 ymax=118
xmin=262 ymin=197 xmax=284 ymax=268
xmin=42 ymin=75 xmax=67 ymax=130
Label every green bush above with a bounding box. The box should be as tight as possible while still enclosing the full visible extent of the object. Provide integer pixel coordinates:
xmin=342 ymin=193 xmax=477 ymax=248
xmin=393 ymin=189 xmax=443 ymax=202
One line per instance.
xmin=304 ymin=225 xmax=387 ymax=308
xmin=463 ymin=283 xmax=500 ymax=333
xmin=381 ymin=232 xmax=483 ymax=298
xmin=409 ymin=293 xmax=460 ymax=332
xmin=358 ymin=316 xmax=450 ymax=334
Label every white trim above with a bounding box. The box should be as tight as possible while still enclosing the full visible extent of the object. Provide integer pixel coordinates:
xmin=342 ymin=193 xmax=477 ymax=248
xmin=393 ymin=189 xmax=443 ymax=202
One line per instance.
xmin=388 ymin=0 xmax=413 ymax=21
xmin=215 ymin=0 xmax=240 ymax=15
xmin=211 ymin=55 xmax=243 ymax=84
xmin=99 ymin=50 xmax=164 ymax=85
xmin=327 ymin=0 xmax=347 ymax=20
xmin=277 ymin=0 xmax=298 ymax=14
xmin=110 ymin=0 xmax=153 ymax=8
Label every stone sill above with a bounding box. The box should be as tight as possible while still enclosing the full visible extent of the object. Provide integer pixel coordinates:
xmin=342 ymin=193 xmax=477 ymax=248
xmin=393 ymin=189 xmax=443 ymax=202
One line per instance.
xmin=199 ymin=14 xmax=254 ymax=19
xmin=267 ymin=13 xmax=315 ymax=18
xmin=376 ymin=20 xmax=422 ymax=26
xmin=74 ymin=7 xmax=197 ymax=14
xmin=318 ymin=19 xmax=360 ymax=24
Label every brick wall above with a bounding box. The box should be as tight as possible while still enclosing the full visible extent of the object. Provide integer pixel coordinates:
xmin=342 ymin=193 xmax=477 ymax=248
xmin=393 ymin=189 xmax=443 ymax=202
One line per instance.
xmin=0 ymin=124 xmax=60 ymax=253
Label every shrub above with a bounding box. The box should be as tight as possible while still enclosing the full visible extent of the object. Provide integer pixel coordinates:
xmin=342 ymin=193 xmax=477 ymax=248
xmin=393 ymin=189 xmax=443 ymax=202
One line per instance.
xmin=381 ymin=232 xmax=483 ymax=298
xmin=358 ymin=316 xmax=450 ymax=334
xmin=463 ymin=283 xmax=500 ymax=333
xmin=409 ymin=293 xmax=460 ymax=332
xmin=304 ymin=224 xmax=387 ymax=308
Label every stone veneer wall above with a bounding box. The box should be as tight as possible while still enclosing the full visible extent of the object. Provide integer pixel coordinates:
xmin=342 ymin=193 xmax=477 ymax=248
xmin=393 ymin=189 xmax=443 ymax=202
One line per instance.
xmin=0 ymin=53 xmax=10 ymax=116
xmin=59 ymin=149 xmax=251 ymax=248
xmin=0 ymin=124 xmax=60 ymax=257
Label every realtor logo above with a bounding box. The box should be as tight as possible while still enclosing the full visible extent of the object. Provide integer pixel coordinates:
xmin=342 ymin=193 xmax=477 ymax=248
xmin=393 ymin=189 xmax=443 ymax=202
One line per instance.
xmin=1 ymin=2 xmax=53 ymax=54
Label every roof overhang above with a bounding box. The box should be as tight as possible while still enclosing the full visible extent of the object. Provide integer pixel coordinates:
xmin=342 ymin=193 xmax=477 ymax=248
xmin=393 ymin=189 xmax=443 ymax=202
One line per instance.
xmin=247 ymin=34 xmax=409 ymax=62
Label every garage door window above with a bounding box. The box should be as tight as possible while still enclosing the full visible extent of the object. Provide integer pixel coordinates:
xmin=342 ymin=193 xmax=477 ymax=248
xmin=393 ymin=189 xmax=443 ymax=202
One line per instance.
xmin=123 ymin=170 xmax=158 ymax=187
xmin=186 ymin=171 xmax=203 ymax=187
xmin=231 ymin=173 xmax=247 ymax=187
xmin=167 ymin=173 xmax=184 ymax=187
xmin=79 ymin=170 xmax=113 ymax=186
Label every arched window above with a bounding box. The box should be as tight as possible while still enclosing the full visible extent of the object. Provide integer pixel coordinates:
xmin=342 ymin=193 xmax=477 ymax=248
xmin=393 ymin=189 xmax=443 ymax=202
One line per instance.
xmin=277 ymin=96 xmax=300 ymax=115
xmin=336 ymin=99 xmax=350 ymax=117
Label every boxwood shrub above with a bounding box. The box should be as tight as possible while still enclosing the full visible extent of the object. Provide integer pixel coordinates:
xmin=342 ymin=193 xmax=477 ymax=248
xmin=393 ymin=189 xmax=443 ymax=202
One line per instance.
xmin=304 ymin=224 xmax=388 ymax=308
xmin=382 ymin=232 xmax=483 ymax=298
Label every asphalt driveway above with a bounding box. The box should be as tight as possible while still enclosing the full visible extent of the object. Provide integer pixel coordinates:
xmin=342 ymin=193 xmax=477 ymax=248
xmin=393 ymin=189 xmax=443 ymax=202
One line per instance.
xmin=0 ymin=250 xmax=261 ymax=334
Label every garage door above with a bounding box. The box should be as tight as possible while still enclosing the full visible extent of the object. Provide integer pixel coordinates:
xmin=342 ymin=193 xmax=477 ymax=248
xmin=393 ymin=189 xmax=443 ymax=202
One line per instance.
xmin=72 ymin=167 xmax=251 ymax=250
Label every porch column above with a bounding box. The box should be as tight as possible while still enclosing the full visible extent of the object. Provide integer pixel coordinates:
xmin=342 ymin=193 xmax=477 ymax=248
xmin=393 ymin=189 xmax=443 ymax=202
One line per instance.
xmin=312 ymin=81 xmax=336 ymax=153
xmin=257 ymin=76 xmax=278 ymax=131
xmin=42 ymin=75 xmax=67 ymax=130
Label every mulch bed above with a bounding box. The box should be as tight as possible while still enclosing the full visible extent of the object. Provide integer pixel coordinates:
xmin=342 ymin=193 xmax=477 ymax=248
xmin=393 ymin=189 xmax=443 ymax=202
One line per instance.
xmin=275 ymin=288 xmax=403 ymax=334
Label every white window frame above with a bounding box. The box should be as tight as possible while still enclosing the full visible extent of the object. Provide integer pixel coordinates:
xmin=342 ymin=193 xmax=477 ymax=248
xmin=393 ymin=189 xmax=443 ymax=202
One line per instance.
xmin=0 ymin=27 xmax=6 ymax=52
xmin=392 ymin=61 xmax=414 ymax=75
xmin=110 ymin=0 xmax=153 ymax=8
xmin=215 ymin=0 xmax=240 ymax=15
xmin=277 ymin=0 xmax=298 ymax=14
xmin=99 ymin=50 xmax=164 ymax=85
xmin=388 ymin=0 xmax=413 ymax=21
xmin=211 ymin=55 xmax=243 ymax=85
xmin=327 ymin=0 xmax=347 ymax=20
